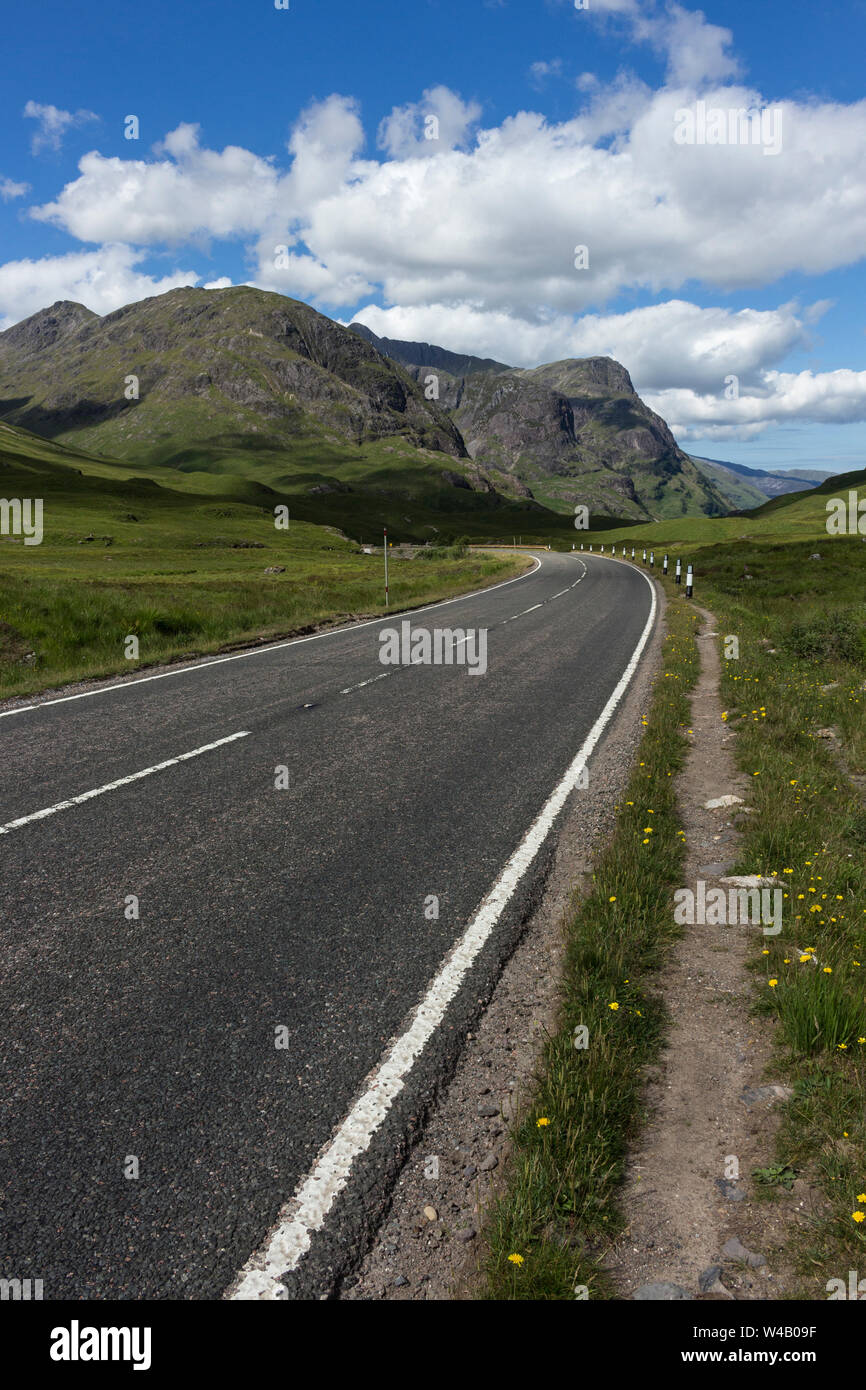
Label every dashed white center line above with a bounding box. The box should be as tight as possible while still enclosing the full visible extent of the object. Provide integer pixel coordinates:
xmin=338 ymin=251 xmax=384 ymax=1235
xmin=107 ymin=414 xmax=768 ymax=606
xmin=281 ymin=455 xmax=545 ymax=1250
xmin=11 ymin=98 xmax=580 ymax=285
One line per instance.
xmin=0 ymin=731 xmax=251 ymax=836
xmin=340 ymin=672 xmax=392 ymax=696
xmin=516 ymin=603 xmax=543 ymax=616
xmin=551 ymin=589 xmax=569 ymax=599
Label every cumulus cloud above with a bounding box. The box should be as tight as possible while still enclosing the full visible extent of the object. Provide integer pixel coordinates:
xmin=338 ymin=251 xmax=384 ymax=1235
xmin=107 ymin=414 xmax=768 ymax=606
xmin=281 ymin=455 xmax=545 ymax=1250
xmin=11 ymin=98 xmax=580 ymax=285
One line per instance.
xmin=0 ymin=244 xmax=198 ymax=329
xmin=348 ymin=298 xmax=815 ymax=386
xmin=23 ymin=101 xmax=98 ymax=154
xmin=350 ymin=297 xmax=866 ymax=438
xmin=649 ymin=370 xmax=866 ymax=440
xmin=377 ymin=86 xmax=481 ymax=159
xmin=30 ymin=83 xmax=866 ymax=319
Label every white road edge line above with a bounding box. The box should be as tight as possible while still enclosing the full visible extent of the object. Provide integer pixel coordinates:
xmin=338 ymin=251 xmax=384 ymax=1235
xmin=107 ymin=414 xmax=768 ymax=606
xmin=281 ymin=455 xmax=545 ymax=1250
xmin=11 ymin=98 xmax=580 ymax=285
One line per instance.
xmin=229 ymin=559 xmax=656 ymax=1300
xmin=0 ymin=731 xmax=251 ymax=836
xmin=0 ymin=557 xmax=544 ymax=720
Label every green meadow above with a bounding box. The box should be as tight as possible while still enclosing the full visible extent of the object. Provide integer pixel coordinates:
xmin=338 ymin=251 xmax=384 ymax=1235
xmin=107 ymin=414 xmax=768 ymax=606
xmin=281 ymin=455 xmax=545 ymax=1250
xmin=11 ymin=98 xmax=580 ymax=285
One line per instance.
xmin=0 ymin=422 xmax=525 ymax=699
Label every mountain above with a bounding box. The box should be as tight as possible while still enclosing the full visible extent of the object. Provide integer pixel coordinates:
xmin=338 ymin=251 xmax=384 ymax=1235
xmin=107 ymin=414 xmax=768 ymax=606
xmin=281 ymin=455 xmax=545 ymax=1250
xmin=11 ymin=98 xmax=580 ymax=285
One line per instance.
xmin=350 ymin=326 xmax=731 ymax=522
xmin=0 ymin=287 xmax=467 ymax=464
xmin=0 ymin=292 xmax=575 ymax=543
xmin=0 ymin=285 xmax=728 ymax=535
xmin=689 ymin=454 xmax=831 ymax=505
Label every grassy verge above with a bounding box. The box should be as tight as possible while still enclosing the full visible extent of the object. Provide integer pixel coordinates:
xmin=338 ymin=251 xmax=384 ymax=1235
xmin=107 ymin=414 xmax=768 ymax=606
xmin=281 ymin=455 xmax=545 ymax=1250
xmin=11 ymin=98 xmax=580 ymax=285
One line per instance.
xmin=482 ymin=587 xmax=699 ymax=1299
xmin=0 ymin=461 xmax=525 ymax=699
xmin=695 ymin=537 xmax=866 ymax=1294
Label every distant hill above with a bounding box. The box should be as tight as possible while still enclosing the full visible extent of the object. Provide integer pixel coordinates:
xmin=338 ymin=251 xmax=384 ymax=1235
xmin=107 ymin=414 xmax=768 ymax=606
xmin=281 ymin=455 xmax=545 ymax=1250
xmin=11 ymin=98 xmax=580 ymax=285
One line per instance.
xmin=689 ymin=454 xmax=831 ymax=508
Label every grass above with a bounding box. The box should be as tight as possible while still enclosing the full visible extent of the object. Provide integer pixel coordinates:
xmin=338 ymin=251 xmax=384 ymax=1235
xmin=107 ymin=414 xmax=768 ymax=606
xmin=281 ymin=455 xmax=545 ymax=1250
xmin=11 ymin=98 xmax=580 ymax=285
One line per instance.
xmin=0 ymin=425 xmax=526 ymax=698
xmin=691 ymin=534 xmax=866 ymax=1290
xmin=482 ymin=495 xmax=866 ymax=1299
xmin=481 ymin=591 xmax=700 ymax=1299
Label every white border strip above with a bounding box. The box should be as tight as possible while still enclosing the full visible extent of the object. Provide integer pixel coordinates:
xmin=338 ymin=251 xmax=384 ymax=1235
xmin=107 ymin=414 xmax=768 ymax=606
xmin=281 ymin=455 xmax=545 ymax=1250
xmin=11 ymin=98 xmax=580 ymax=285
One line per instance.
xmin=229 ymin=559 xmax=656 ymax=1300
xmin=0 ymin=558 xmax=544 ymax=720
xmin=0 ymin=731 xmax=250 ymax=836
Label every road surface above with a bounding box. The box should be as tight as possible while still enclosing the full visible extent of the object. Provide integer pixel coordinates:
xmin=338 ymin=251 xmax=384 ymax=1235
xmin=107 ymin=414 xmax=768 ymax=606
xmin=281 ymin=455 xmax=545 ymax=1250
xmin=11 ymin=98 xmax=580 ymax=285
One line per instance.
xmin=0 ymin=551 xmax=655 ymax=1299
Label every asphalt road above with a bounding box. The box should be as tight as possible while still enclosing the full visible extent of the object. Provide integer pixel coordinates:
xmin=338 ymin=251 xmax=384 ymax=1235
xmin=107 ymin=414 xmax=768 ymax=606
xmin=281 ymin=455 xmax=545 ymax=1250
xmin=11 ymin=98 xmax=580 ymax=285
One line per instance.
xmin=0 ymin=551 xmax=655 ymax=1300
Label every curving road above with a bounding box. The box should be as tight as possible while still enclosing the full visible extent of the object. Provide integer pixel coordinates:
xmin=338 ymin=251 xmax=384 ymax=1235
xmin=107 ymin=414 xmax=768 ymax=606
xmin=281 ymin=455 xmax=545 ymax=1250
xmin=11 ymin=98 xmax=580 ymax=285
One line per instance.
xmin=0 ymin=551 xmax=655 ymax=1300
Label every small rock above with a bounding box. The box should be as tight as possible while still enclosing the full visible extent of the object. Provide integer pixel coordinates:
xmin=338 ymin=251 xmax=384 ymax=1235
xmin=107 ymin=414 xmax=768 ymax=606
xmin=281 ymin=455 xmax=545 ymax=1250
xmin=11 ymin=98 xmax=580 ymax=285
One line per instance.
xmin=394 ymin=1275 xmax=409 ymax=1287
xmin=809 ymin=553 xmax=821 ymax=560
xmin=477 ymin=1102 xmax=500 ymax=1118
xmin=715 ymin=1178 xmax=746 ymax=1202
xmin=699 ymin=1265 xmax=723 ymax=1293
xmin=423 ymin=1205 xmax=437 ymax=1222
xmin=821 ymin=683 xmax=839 ymax=693
xmin=741 ymin=1084 xmax=793 ymax=1108
xmin=720 ymin=874 xmax=783 ymax=889
xmin=478 ymin=1152 xmax=499 ymax=1172
xmin=698 ymin=863 xmax=732 ymax=876
xmin=815 ymin=727 xmax=837 ymax=740
xmin=704 ymin=795 xmax=744 ymax=810
xmin=455 ymin=1227 xmax=477 ymax=1243
xmin=722 ymin=1236 xmax=766 ymax=1268
xmin=264 ymin=565 xmax=286 ymax=574
xmin=633 ymin=1282 xmax=690 ymax=1300
xmin=463 ymin=1166 xmax=477 ymax=1181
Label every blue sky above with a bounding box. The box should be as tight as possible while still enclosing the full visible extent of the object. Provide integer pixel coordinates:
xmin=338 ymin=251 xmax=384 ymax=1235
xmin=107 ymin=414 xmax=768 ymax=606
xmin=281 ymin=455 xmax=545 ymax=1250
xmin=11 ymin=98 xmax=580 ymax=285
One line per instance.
xmin=2 ymin=0 xmax=865 ymax=473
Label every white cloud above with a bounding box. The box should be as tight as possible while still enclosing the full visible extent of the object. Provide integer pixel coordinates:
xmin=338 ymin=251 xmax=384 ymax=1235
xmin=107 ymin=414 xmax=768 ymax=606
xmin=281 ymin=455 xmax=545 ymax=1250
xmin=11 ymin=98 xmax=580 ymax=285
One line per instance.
xmin=30 ymin=79 xmax=866 ymax=321
xmin=650 ymin=370 xmax=866 ymax=440
xmin=350 ymin=297 xmax=866 ymax=437
xmin=348 ymin=298 xmax=814 ymax=386
xmin=0 ymin=245 xmax=198 ymax=329
xmin=0 ymin=177 xmax=30 ymax=200
xmin=23 ymin=100 xmax=98 ymax=155
xmin=377 ymin=86 xmax=481 ymax=159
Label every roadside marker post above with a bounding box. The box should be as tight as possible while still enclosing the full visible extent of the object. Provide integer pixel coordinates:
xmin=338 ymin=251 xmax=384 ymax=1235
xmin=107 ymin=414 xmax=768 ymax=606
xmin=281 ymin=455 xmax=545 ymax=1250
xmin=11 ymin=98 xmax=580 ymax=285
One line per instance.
xmin=631 ymin=547 xmax=635 ymax=559
xmin=663 ymin=553 xmax=669 ymax=575
xmin=642 ymin=549 xmax=647 ymax=563
xmin=686 ymin=564 xmax=694 ymax=598
xmin=649 ymin=550 xmax=654 ymax=568
xmin=384 ymin=527 xmax=389 ymax=608
xmin=675 ymin=558 xmax=682 ymax=585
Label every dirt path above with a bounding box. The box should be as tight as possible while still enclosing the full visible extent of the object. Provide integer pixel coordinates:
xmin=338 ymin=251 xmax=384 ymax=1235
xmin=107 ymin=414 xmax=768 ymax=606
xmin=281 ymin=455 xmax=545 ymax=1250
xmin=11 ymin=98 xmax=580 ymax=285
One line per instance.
xmin=605 ymin=606 xmax=804 ymax=1301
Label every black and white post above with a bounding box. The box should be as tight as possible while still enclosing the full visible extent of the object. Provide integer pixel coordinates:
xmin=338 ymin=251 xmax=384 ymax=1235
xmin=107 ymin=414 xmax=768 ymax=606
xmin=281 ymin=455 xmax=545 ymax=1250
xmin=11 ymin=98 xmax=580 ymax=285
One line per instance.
xmin=663 ymin=553 xmax=669 ymax=575
xmin=675 ymin=557 xmax=682 ymax=585
xmin=649 ymin=550 xmax=654 ymax=567
xmin=642 ymin=549 xmax=647 ymax=563
xmin=686 ymin=563 xmax=694 ymax=598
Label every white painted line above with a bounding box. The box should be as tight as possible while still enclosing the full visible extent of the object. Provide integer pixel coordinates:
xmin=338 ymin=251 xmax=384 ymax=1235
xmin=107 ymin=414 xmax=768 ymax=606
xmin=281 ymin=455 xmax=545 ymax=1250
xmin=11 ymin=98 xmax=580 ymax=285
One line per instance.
xmin=516 ymin=603 xmax=543 ymax=617
xmin=229 ymin=564 xmax=657 ymax=1300
xmin=551 ymin=589 xmax=569 ymax=599
xmin=0 ymin=558 xmax=543 ymax=721
xmin=340 ymin=672 xmax=391 ymax=696
xmin=0 ymin=731 xmax=250 ymax=836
